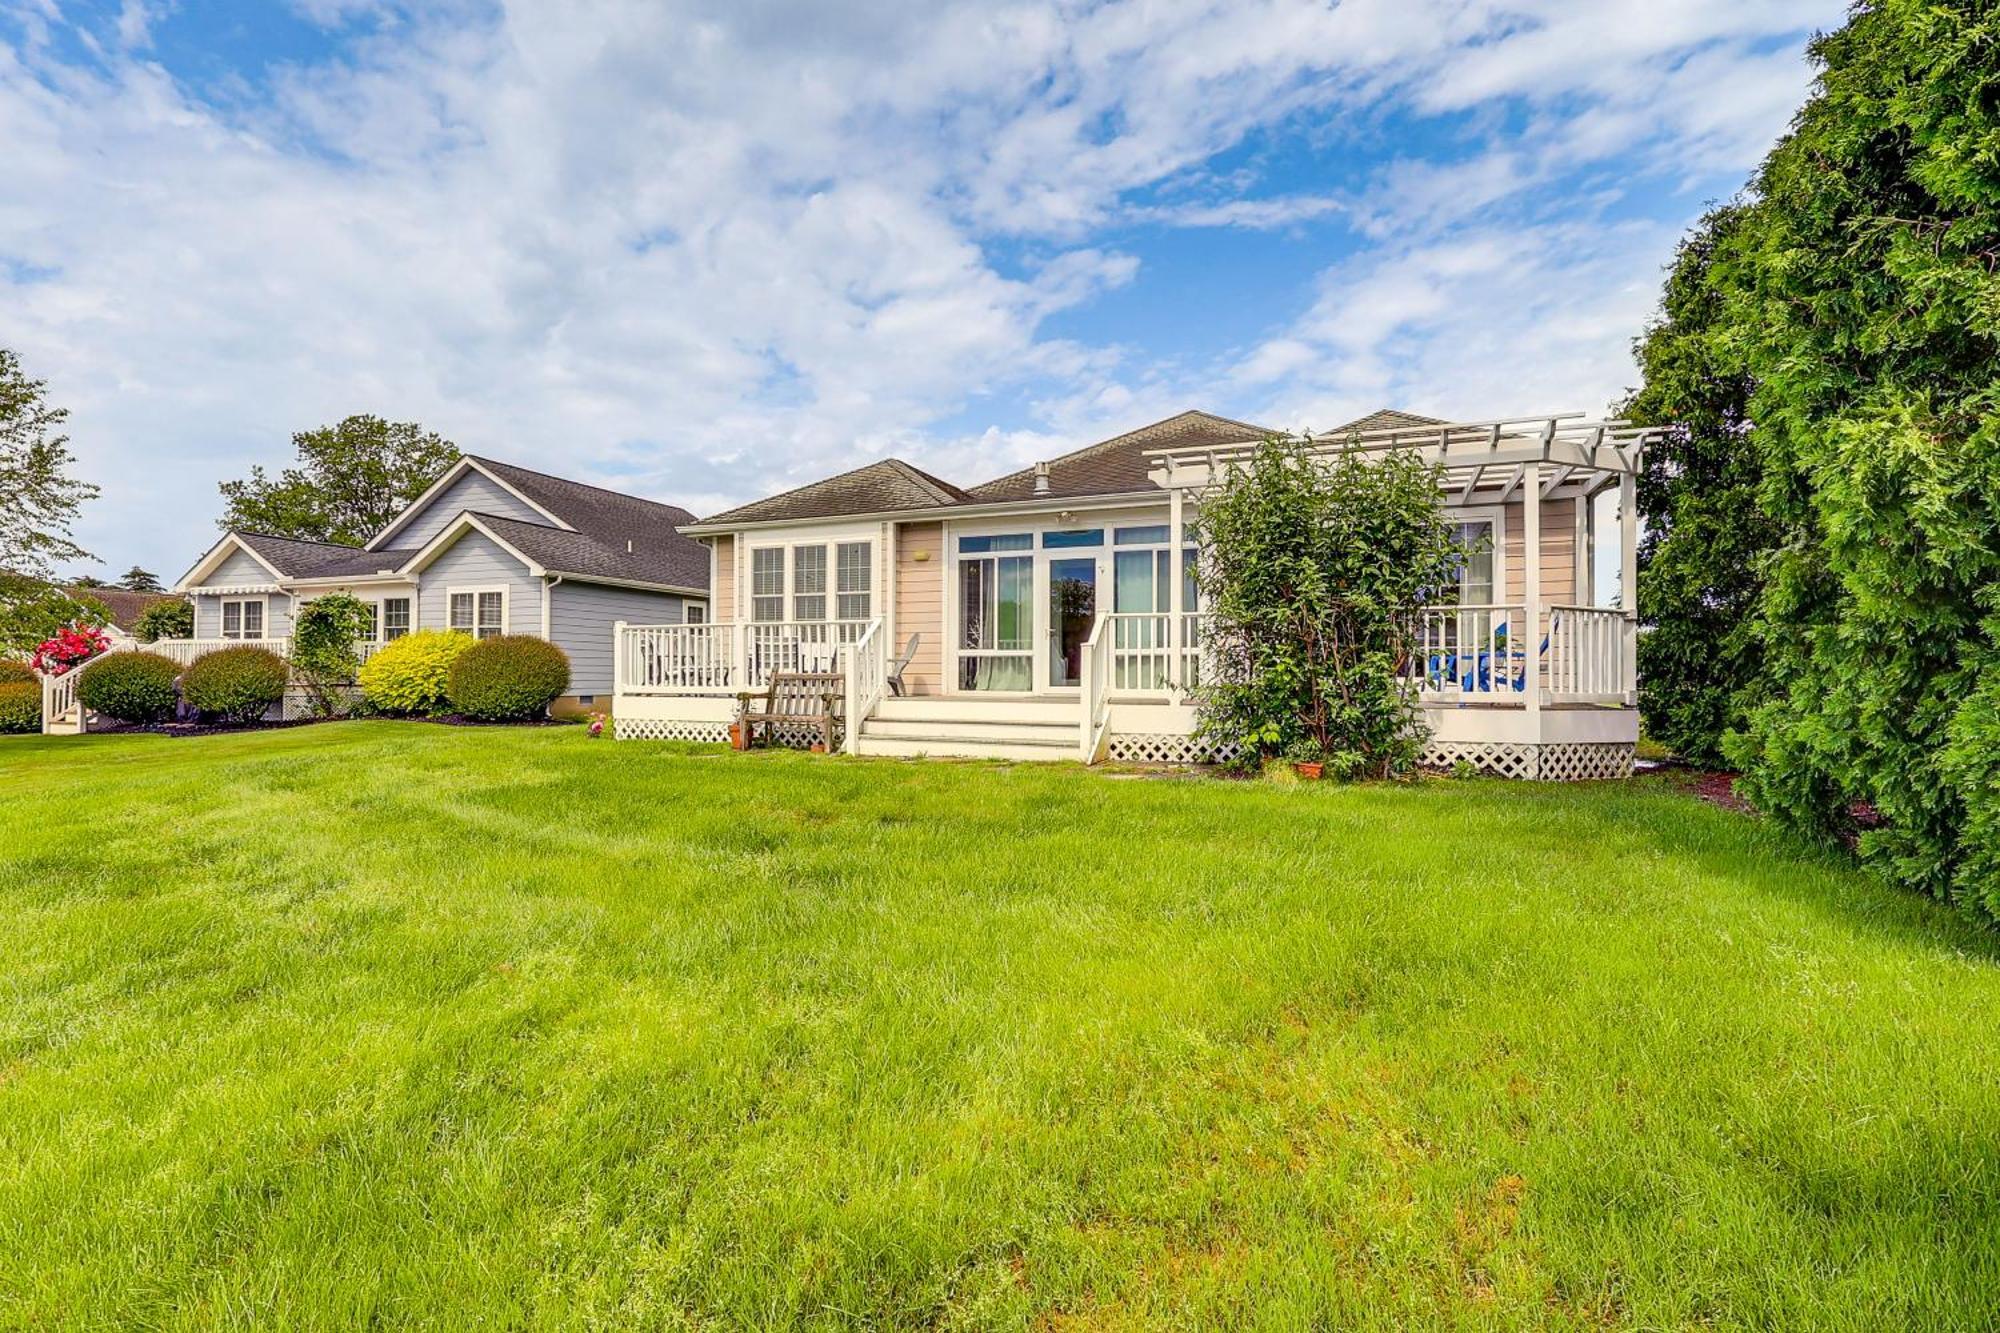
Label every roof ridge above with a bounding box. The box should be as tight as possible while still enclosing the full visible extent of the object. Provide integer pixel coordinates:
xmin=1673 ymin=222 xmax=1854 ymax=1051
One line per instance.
xmin=703 ymin=456 xmax=942 ymax=523
xmin=468 ymin=454 xmax=697 ymax=520
xmin=971 ymin=409 xmax=1276 ymax=490
xmin=233 ymin=529 xmax=368 ymax=551
xmin=881 ymin=457 xmax=971 ymax=503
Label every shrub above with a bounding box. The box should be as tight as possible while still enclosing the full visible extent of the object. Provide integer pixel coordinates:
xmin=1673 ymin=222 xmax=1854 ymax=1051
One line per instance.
xmin=1192 ymin=435 xmax=1461 ymax=778
xmin=291 ymin=592 xmax=371 ymax=716
xmin=134 ymin=599 xmax=193 ymax=644
xmin=31 ymin=624 xmax=110 ymax=676
xmin=358 ymin=629 xmax=473 ymax=715
xmin=183 ymin=645 xmax=287 ymax=723
xmin=77 ymin=651 xmax=181 ymax=724
xmin=0 ymin=659 xmax=36 ymax=685
xmin=447 ymin=635 xmax=571 ymax=721
xmin=0 ymin=680 xmax=39 ymax=733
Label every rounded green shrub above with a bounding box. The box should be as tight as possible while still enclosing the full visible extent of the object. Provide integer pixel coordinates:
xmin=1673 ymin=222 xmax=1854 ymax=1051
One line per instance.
xmin=77 ymin=651 xmax=181 ymax=724
xmin=0 ymin=659 xmax=36 ymax=685
xmin=0 ymin=680 xmax=39 ymax=733
xmin=183 ymin=645 xmax=288 ymax=723
xmin=358 ymin=629 xmax=473 ymax=715
xmin=447 ymin=635 xmax=571 ymax=721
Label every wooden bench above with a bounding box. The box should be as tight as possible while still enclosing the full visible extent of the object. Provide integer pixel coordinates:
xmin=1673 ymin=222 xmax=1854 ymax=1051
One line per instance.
xmin=739 ymin=671 xmax=843 ymax=751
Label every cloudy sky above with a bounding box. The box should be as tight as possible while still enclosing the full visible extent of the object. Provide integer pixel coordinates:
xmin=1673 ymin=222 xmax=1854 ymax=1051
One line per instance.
xmin=4 ymin=0 xmax=1840 ymax=580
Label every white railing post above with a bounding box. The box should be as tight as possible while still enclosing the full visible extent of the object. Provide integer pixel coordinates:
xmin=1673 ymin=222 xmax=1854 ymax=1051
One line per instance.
xmin=1167 ymin=487 xmax=1185 ymax=694
xmin=1522 ymin=461 xmax=1542 ymax=726
xmin=841 ymin=639 xmax=859 ymax=755
xmin=612 ymin=620 xmax=628 ymax=710
xmin=1620 ymin=470 xmax=1639 ymax=705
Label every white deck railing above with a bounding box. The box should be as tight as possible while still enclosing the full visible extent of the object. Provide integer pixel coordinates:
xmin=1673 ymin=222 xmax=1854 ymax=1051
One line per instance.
xmin=841 ymin=619 xmax=886 ymax=755
xmin=149 ymin=636 xmax=293 ymax=665
xmin=1078 ymin=615 xmax=1113 ymax=760
xmin=616 ymin=619 xmax=874 ymax=694
xmin=1546 ymin=605 xmax=1628 ymax=701
xmin=1408 ymin=604 xmax=1529 ymax=700
xmin=40 ymin=666 xmax=81 ymax=734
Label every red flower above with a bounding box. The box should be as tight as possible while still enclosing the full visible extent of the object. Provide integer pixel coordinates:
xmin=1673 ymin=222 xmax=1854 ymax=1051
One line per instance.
xmin=31 ymin=624 xmax=111 ymax=676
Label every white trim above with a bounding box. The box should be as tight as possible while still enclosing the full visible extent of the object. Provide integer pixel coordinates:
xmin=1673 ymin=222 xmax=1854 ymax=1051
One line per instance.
xmin=401 ymin=513 xmax=547 ymax=578
xmin=364 ymin=592 xmax=414 ymax=643
xmin=173 ymin=532 xmax=289 ymax=593
xmin=677 ymin=489 xmax=1169 ymax=538
xmin=445 ymin=585 xmax=510 ymax=639
xmin=218 ymin=595 xmax=270 ymax=641
xmin=546 ymin=572 xmax=706 ymax=597
xmin=363 ymin=457 xmax=573 ymax=551
xmin=1446 ymin=503 xmax=1507 ymax=606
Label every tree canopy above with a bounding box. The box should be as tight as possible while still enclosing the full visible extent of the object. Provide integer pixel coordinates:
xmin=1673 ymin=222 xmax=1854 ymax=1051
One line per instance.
xmin=219 ymin=415 xmax=460 ymax=547
xmin=1628 ymin=0 xmax=2000 ymax=923
xmin=0 ymin=348 xmax=98 ymax=580
xmin=118 ymin=566 xmax=164 ymax=593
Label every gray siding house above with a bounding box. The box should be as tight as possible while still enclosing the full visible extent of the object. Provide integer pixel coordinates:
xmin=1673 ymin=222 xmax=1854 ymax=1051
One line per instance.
xmin=171 ymin=456 xmax=709 ymax=714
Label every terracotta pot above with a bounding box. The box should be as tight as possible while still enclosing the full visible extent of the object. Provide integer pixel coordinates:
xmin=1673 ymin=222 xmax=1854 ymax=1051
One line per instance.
xmin=810 ymin=742 xmax=827 ymax=754
xmin=1293 ymin=761 xmax=1324 ymax=780
xmin=728 ymin=723 xmax=745 ymax=751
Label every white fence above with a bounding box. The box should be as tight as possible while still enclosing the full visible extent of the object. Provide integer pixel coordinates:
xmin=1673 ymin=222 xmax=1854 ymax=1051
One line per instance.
xmin=617 ymin=620 xmax=873 ymax=694
xmin=1545 ymin=606 xmax=1628 ymax=701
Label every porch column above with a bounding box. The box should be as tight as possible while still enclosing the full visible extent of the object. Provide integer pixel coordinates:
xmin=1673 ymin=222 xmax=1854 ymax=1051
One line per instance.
xmin=1167 ymin=486 xmax=1185 ymax=692
xmin=1522 ymin=462 xmax=1542 ymax=727
xmin=1620 ymin=470 xmax=1638 ymax=706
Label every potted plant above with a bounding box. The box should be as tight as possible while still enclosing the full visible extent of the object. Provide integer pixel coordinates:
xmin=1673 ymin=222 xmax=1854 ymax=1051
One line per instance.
xmin=730 ymin=692 xmax=752 ymax=749
xmin=1284 ymin=737 xmax=1328 ymax=780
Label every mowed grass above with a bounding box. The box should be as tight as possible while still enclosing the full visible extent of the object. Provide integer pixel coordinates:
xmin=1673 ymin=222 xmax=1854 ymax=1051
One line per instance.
xmin=2 ymin=725 xmax=1997 ymax=1330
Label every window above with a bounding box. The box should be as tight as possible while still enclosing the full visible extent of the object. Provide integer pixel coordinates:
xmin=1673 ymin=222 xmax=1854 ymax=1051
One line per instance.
xmin=1455 ymin=518 xmax=1498 ymax=604
xmin=958 ymin=533 xmax=1031 ymax=554
xmin=792 ymin=544 xmax=827 ymax=621
xmin=836 ymin=541 xmax=871 ymax=620
xmin=381 ymin=597 xmax=411 ymax=641
xmin=684 ymin=603 xmax=707 ymax=625
xmin=362 ymin=601 xmax=378 ymax=642
xmin=957 ymin=538 xmax=1033 ymax=691
xmin=751 ymin=548 xmax=784 ymax=621
xmin=448 ymin=589 xmax=506 ymax=639
xmin=1113 ymin=524 xmax=1169 ymax=545
xmin=1041 ymin=528 xmax=1104 ymax=549
xmin=220 ymin=598 xmax=265 ymax=640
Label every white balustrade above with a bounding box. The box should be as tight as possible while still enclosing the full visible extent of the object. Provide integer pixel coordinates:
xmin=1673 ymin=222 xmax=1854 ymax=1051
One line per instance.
xmin=149 ymin=637 xmax=293 ymax=666
xmin=620 ymin=622 xmax=739 ymax=692
xmin=1407 ymin=605 xmax=1529 ymax=699
xmin=841 ymin=618 xmax=886 ymax=754
xmin=1545 ymin=605 xmax=1629 ymax=701
xmin=1078 ymin=615 xmax=1112 ymax=760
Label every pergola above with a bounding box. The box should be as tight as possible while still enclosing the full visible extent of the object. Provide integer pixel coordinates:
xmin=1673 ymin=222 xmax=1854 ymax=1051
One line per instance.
xmin=1143 ymin=413 xmax=1660 ymax=711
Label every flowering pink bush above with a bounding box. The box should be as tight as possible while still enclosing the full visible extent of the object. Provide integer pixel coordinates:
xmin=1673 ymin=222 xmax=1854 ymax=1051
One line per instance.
xmin=586 ymin=711 xmax=606 ymax=738
xmin=31 ymin=625 xmax=110 ymax=676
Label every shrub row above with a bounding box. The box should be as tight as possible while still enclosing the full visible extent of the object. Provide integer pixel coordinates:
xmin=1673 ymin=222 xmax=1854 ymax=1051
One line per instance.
xmin=77 ymin=651 xmax=181 ymax=724
xmin=61 ymin=645 xmax=290 ymax=727
xmin=357 ymin=631 xmax=569 ymax=720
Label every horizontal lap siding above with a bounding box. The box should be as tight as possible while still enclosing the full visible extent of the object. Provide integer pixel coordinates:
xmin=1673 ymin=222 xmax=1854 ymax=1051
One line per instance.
xmin=191 ymin=551 xmax=293 ymax=637
xmin=1502 ymin=498 xmax=1578 ymax=611
xmin=551 ymin=581 xmax=685 ymax=695
xmin=894 ymin=522 xmax=943 ymax=695
xmin=712 ymin=536 xmax=734 ymax=623
xmin=416 ymin=532 xmax=540 ymax=636
xmin=394 ymin=472 xmax=546 ymax=549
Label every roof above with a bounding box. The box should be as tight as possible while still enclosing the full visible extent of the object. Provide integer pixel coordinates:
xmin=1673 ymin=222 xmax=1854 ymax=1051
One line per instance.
xmin=468 ymin=511 xmax=709 ymax=589
xmin=63 ymin=586 xmax=179 ymax=631
xmin=965 ymin=409 xmax=1278 ymax=504
xmin=1322 ymin=407 xmax=1447 ymax=437
xmin=236 ymin=531 xmax=417 ymax=579
xmin=700 ymin=458 xmax=973 ymax=526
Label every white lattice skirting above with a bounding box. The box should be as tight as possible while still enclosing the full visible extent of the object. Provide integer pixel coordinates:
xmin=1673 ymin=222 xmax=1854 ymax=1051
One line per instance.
xmin=613 ymin=718 xmax=731 ymax=744
xmin=1420 ymin=740 xmax=1634 ymax=782
xmin=1105 ymin=733 xmax=1243 ymax=765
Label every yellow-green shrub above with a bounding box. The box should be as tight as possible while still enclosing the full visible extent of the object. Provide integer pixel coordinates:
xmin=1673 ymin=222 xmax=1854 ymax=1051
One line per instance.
xmin=0 ymin=680 xmax=39 ymax=733
xmin=358 ymin=629 xmax=473 ymax=715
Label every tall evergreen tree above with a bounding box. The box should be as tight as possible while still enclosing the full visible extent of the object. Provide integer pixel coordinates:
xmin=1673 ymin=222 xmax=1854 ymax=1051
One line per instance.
xmin=117 ymin=566 xmax=164 ymax=593
xmin=1620 ymin=204 xmax=1768 ymax=766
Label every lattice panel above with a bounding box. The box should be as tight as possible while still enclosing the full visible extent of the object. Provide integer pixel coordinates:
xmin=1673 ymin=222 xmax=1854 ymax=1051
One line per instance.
xmin=614 ymin=718 xmax=730 ymax=744
xmin=1106 ymin=733 xmax=1242 ymax=765
xmin=1420 ymin=740 xmax=1634 ymax=782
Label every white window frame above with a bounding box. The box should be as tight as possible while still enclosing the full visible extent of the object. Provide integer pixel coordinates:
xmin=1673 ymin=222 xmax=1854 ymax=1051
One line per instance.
xmin=446 ymin=585 xmax=509 ymax=639
xmin=376 ymin=595 xmax=413 ymax=642
xmin=684 ymin=602 xmax=707 ymax=625
xmin=792 ymin=543 xmax=828 ymax=622
xmin=1448 ymin=505 xmax=1507 ymax=606
xmin=750 ymin=547 xmax=786 ymax=622
xmin=748 ymin=538 xmax=874 ymax=624
xmin=219 ymin=596 xmax=268 ymax=641
xmin=836 ymin=540 xmax=872 ymax=621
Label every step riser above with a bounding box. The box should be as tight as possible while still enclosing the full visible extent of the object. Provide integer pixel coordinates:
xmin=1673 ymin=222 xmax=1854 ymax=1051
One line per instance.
xmin=862 ymin=718 xmax=1078 ymax=742
xmin=853 ymin=736 xmax=1081 ymax=762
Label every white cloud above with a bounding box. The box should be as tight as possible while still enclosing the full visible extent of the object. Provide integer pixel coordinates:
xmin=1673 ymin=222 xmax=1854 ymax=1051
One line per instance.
xmin=0 ymin=0 xmax=1842 ymax=575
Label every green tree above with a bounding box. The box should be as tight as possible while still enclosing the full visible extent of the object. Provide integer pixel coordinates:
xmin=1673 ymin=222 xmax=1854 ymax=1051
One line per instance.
xmin=289 ymin=592 xmax=372 ymax=717
xmin=219 ymin=415 xmax=459 ymax=546
xmin=0 ymin=575 xmax=111 ymax=658
xmin=1619 ymin=203 xmax=1769 ymax=766
xmin=118 ymin=566 xmax=164 ymax=593
xmin=1705 ymin=0 xmax=2000 ymax=920
xmin=0 ymin=348 xmax=98 ymax=579
xmin=69 ymin=574 xmax=108 ymax=589
xmin=133 ymin=598 xmax=193 ymax=644
xmin=1192 ymin=435 xmax=1462 ymax=778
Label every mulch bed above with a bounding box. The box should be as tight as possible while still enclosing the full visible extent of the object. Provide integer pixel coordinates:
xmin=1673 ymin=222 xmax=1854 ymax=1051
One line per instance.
xmin=87 ymin=714 xmax=577 ymax=738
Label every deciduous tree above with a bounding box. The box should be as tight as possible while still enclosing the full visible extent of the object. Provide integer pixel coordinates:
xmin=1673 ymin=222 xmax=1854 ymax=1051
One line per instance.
xmin=219 ymin=416 xmax=459 ymax=546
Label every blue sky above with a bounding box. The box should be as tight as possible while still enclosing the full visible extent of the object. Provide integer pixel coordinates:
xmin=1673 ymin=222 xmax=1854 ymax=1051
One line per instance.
xmin=2 ymin=0 xmax=1842 ymax=579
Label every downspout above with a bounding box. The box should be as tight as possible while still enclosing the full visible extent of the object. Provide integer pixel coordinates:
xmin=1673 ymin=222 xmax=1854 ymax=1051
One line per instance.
xmin=542 ymin=574 xmax=562 ymax=640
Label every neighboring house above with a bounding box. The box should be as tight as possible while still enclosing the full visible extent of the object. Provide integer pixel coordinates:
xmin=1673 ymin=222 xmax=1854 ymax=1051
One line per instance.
xmin=168 ymin=456 xmax=709 ymax=715
xmin=63 ymin=586 xmax=180 ymax=641
xmin=612 ymin=409 xmax=1652 ymax=779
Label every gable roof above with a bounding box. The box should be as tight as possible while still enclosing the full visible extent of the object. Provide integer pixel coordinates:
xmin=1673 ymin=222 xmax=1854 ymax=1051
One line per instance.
xmin=64 ymin=586 xmax=179 ymax=631
xmin=700 ymin=458 xmax=973 ymax=526
xmin=462 ymin=510 xmax=708 ymax=590
xmin=964 ymin=409 xmax=1278 ymax=504
xmin=1324 ymin=407 xmax=1447 ymax=437
xmin=364 ymin=456 xmax=571 ymax=551
xmin=237 ymin=531 xmax=417 ymax=580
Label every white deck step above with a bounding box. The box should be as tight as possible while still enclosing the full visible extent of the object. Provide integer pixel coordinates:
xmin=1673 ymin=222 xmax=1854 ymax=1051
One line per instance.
xmin=873 ymin=695 xmax=1077 ymax=724
xmin=852 ymin=732 xmax=1079 ymax=761
xmin=861 ymin=716 xmax=1077 ymax=743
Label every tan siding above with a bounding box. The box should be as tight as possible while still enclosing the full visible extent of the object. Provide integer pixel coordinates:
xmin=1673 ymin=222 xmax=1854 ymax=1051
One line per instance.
xmin=894 ymin=522 xmax=945 ymax=695
xmin=1501 ymin=498 xmax=1578 ymax=611
xmin=711 ymin=536 xmax=735 ymax=623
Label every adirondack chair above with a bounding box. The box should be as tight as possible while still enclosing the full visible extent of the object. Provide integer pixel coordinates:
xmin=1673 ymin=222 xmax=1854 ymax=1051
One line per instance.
xmin=740 ymin=671 xmax=843 ymax=751
xmin=885 ymin=633 xmax=920 ymax=697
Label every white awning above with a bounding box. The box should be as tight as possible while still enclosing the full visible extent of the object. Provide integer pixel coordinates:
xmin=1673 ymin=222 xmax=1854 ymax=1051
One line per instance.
xmin=197 ymin=583 xmax=285 ymax=596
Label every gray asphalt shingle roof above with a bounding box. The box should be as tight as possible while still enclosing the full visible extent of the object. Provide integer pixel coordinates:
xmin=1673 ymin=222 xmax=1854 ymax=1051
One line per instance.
xmin=235 ymin=531 xmax=417 ymax=579
xmin=698 ymin=458 xmax=972 ymax=526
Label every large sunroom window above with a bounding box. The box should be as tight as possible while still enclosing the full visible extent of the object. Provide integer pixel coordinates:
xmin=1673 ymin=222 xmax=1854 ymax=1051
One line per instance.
xmin=958 ymin=533 xmax=1032 ymax=691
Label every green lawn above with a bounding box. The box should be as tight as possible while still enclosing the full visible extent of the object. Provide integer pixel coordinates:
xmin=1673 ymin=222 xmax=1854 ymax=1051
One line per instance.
xmin=2 ymin=725 xmax=1996 ymax=1330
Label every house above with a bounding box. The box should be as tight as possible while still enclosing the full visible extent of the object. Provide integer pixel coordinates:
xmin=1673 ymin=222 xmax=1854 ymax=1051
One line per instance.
xmin=611 ymin=409 xmax=1651 ymax=779
xmin=165 ymin=455 xmax=709 ymax=715
xmin=63 ymin=586 xmax=180 ymax=641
